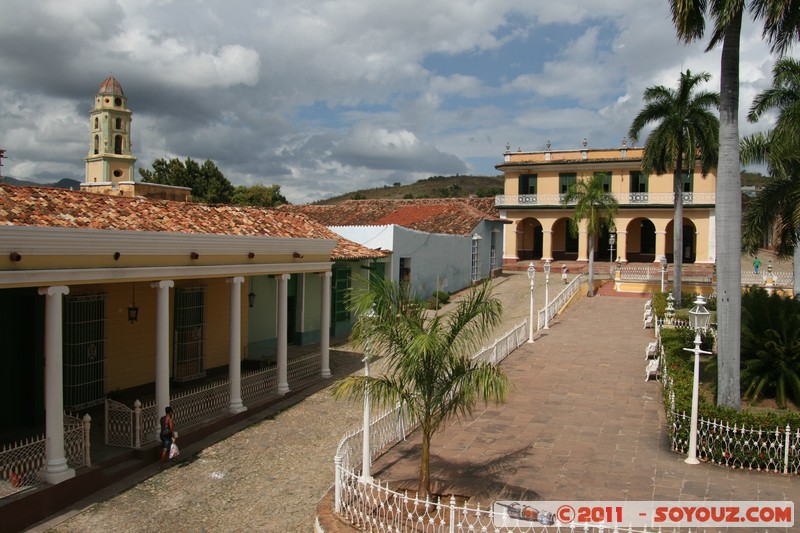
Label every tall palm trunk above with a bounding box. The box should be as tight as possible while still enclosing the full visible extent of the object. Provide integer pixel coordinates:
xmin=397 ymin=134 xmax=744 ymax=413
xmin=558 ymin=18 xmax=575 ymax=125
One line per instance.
xmin=716 ymin=12 xmax=743 ymax=411
xmin=673 ymin=151 xmax=684 ymax=306
xmin=587 ymin=232 xmax=595 ymax=296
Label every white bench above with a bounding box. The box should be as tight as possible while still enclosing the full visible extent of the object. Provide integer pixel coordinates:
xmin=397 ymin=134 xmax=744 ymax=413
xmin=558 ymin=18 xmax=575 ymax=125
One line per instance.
xmin=644 ymin=299 xmax=652 ymax=311
xmin=644 ymin=341 xmax=658 ymax=359
xmin=643 ymin=309 xmax=654 ymax=329
xmin=645 ymin=358 xmax=660 ymax=381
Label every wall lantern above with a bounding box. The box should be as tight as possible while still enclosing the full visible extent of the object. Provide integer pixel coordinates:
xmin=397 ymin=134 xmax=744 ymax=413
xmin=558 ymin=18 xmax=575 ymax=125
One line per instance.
xmin=293 ymin=251 xmax=304 ymax=258
xmin=9 ymin=252 xmax=21 ymax=262
xmin=190 ymin=252 xmax=200 ymax=260
xmin=248 ymin=252 xmax=255 ymax=259
xmin=248 ymin=277 xmax=256 ymax=308
xmin=114 ymin=252 xmax=121 ymax=261
xmin=128 ymin=283 xmax=139 ymax=323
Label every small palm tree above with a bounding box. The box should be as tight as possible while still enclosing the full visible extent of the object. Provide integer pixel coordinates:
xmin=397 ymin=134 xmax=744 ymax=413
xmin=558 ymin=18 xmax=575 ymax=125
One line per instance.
xmin=561 ymin=174 xmax=618 ymax=297
xmin=741 ymin=57 xmax=800 ymax=299
xmin=628 ymin=70 xmax=719 ymax=307
xmin=332 ymin=277 xmax=510 ymax=497
xmin=740 ymin=288 xmax=800 ymax=407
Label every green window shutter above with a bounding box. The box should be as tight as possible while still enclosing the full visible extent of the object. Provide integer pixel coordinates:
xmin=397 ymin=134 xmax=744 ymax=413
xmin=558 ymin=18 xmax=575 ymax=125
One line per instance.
xmin=681 ymin=171 xmax=693 ymax=193
xmin=593 ymin=171 xmax=612 ymax=192
xmin=559 ymin=173 xmax=576 ymax=194
xmin=518 ymin=174 xmax=537 ymax=195
xmin=331 ymin=268 xmax=351 ymax=323
xmin=630 ymin=171 xmax=648 ymax=193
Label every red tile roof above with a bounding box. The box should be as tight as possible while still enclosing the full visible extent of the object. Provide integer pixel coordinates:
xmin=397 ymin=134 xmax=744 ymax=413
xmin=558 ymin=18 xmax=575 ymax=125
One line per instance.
xmin=0 ymin=184 xmax=385 ymax=261
xmin=282 ymin=198 xmax=504 ymax=237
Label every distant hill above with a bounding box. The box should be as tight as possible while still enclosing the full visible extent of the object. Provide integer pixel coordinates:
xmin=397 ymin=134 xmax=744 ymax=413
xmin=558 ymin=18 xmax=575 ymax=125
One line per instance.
xmin=313 ymin=174 xmax=504 ymax=205
xmin=2 ymin=176 xmax=81 ymax=190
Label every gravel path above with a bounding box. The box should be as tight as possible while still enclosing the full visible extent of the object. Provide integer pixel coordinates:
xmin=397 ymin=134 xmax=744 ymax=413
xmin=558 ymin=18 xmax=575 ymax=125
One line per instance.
xmin=43 ymin=272 xmax=545 ymax=533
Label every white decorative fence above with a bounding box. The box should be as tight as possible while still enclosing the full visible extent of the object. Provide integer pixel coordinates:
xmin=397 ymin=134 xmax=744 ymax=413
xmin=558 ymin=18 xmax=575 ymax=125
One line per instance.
xmin=0 ymin=413 xmax=91 ymax=494
xmin=332 ymin=322 xmax=649 ymax=532
xmin=105 ymin=354 xmax=321 ymax=448
xmin=741 ymin=270 xmax=794 ymax=288
xmin=537 ymin=274 xmax=582 ymax=330
xmin=656 ymin=323 xmax=800 ymax=474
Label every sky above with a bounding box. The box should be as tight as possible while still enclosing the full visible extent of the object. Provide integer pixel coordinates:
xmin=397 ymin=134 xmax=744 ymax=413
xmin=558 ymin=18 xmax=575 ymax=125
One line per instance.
xmin=0 ymin=1 xmax=793 ymax=204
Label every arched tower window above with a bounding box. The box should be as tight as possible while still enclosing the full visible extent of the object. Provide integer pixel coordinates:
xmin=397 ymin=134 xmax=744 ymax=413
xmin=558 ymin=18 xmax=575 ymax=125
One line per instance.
xmin=94 ymin=117 xmax=99 ymax=130
xmin=114 ymin=135 xmax=122 ymax=154
xmin=115 ymin=117 xmax=122 ymax=130
xmin=94 ymin=135 xmax=99 ymax=155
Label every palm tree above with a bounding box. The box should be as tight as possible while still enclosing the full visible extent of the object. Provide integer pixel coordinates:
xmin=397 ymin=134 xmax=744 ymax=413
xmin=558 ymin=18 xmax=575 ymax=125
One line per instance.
xmin=740 ymin=287 xmax=800 ymax=407
xmin=331 ymin=277 xmax=510 ymax=497
xmin=629 ymin=70 xmax=720 ymax=307
xmin=561 ymin=174 xmax=619 ymax=297
xmin=669 ymin=0 xmax=800 ymax=410
xmin=742 ymin=57 xmax=800 ymax=299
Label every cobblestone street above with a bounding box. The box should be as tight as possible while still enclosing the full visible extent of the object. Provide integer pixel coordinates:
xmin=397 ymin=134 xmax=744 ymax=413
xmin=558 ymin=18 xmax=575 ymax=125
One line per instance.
xmin=36 ymin=272 xmax=540 ymax=533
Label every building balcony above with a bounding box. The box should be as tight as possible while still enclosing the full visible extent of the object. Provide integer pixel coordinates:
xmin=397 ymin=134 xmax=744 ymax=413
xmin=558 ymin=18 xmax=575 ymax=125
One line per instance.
xmin=495 ymin=191 xmax=715 ymax=208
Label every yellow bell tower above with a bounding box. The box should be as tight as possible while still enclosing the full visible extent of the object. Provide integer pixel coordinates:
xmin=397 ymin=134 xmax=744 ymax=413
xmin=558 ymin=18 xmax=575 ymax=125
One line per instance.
xmin=84 ymin=77 xmax=136 ymax=185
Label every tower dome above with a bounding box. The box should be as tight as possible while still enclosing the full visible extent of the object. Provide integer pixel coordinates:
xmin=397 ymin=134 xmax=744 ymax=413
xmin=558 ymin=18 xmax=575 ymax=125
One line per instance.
xmin=98 ymin=76 xmax=124 ymax=96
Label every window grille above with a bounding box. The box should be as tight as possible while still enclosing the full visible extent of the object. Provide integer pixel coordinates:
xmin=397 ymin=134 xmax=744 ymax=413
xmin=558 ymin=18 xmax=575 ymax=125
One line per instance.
xmin=173 ymin=286 xmax=206 ymax=382
xmin=490 ymin=233 xmax=497 ymax=270
xmin=471 ymin=238 xmax=480 ymax=282
xmin=332 ymin=269 xmax=351 ymax=323
xmin=63 ymin=293 xmax=106 ymax=410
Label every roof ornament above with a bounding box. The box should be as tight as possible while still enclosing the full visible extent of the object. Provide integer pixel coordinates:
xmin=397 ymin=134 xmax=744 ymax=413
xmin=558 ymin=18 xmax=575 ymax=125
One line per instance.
xmin=546 ymin=140 xmax=551 ymax=150
xmin=505 ymin=142 xmax=510 ymax=152
xmin=622 ymin=137 xmax=627 ymax=148
xmin=582 ymin=138 xmax=588 ymax=148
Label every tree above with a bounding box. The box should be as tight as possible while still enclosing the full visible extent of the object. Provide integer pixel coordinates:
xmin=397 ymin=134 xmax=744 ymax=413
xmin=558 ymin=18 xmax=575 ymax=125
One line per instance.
xmin=139 ymin=157 xmax=234 ymax=203
xmin=741 ymin=57 xmax=800 ymax=299
xmin=740 ymin=288 xmax=800 ymax=407
xmin=561 ymin=174 xmax=619 ymax=297
xmin=669 ymin=0 xmax=800 ymax=410
xmin=231 ymin=184 xmax=289 ymax=207
xmin=331 ymin=277 xmax=510 ymax=497
xmin=629 ymin=70 xmax=720 ymax=307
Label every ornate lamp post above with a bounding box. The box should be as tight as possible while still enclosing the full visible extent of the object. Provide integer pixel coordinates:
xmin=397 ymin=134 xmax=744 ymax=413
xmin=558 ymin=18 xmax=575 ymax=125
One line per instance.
xmin=608 ymin=233 xmax=616 ymax=277
xmin=660 ymin=255 xmax=668 ymax=293
xmin=683 ymin=295 xmax=711 ymax=465
xmin=361 ymin=305 xmax=376 ymax=481
xmin=543 ymin=259 xmax=551 ymax=330
xmin=527 ymin=262 xmax=536 ymax=343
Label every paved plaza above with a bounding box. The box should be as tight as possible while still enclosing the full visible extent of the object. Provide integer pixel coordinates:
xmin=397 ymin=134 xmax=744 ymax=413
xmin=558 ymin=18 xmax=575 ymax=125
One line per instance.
xmin=32 ymin=270 xmax=799 ymax=532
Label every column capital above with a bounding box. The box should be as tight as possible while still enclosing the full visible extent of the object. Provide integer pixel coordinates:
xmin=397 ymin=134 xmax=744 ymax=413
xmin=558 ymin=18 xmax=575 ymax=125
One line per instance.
xmin=655 ymin=230 xmax=667 ymax=235
xmin=227 ymin=276 xmax=245 ymax=285
xmin=320 ymin=271 xmax=332 ymax=279
xmin=151 ymin=280 xmax=174 ymax=289
xmin=278 ymin=273 xmax=291 ymax=281
xmin=541 ymin=229 xmax=553 ymax=234
xmin=38 ymin=286 xmax=69 ymax=297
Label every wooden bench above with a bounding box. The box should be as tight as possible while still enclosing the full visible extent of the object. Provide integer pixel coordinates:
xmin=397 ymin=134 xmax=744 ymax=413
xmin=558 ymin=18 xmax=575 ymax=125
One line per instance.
xmin=645 ymin=358 xmax=660 ymax=381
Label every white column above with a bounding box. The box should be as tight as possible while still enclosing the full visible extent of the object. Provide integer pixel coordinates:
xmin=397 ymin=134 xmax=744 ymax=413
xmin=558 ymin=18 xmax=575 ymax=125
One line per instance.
xmin=151 ymin=280 xmax=174 ymax=416
xmin=277 ymin=273 xmax=290 ymax=394
xmin=227 ymin=277 xmax=247 ymax=414
xmin=38 ymin=285 xmax=75 ymax=484
xmin=320 ymin=271 xmax=332 ymax=378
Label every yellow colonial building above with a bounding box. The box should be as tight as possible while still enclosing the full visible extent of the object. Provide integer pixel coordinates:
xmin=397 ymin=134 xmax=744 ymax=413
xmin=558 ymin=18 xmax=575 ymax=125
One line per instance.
xmin=495 ymin=141 xmax=716 ymax=266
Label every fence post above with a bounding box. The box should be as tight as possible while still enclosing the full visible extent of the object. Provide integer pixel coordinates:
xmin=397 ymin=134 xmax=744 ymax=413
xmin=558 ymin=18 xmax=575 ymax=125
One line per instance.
xmin=784 ymin=424 xmax=791 ymax=475
xmin=134 ymin=399 xmax=142 ymax=449
xmin=449 ymin=494 xmax=456 ymax=533
xmin=82 ymin=413 xmax=92 ymax=467
xmin=334 ymin=454 xmax=343 ymax=513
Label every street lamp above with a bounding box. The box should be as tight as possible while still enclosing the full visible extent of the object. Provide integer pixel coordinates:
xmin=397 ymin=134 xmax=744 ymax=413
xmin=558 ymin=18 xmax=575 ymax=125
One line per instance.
xmin=609 ymin=233 xmax=616 ymax=277
xmin=527 ymin=262 xmax=536 ymax=343
xmin=543 ymin=259 xmax=551 ymax=329
xmin=683 ymin=295 xmax=711 ymax=465
xmin=361 ymin=305 xmax=376 ymax=481
xmin=660 ymin=255 xmax=668 ymax=293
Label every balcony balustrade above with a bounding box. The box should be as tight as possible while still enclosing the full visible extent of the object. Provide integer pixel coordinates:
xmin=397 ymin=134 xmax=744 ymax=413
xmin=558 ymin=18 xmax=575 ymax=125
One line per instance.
xmin=495 ymin=191 xmax=715 ymax=207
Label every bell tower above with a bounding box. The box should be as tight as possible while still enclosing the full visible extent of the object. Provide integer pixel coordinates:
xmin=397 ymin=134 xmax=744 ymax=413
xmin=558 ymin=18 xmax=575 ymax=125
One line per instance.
xmin=84 ymin=77 xmax=136 ymax=186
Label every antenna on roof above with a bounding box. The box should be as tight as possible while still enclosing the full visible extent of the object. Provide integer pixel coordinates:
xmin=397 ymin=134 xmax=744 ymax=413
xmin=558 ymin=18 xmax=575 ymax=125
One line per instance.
xmin=0 ymin=149 xmax=7 ymax=183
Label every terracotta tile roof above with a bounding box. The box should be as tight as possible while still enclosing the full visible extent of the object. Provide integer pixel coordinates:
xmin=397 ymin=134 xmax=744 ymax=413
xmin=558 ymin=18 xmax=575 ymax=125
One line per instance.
xmin=0 ymin=184 xmax=385 ymax=261
xmin=282 ymin=198 xmax=504 ymax=237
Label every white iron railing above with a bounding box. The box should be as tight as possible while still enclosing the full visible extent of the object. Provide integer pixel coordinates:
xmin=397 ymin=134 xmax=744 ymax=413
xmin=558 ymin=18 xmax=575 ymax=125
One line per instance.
xmin=656 ymin=321 xmax=800 ymax=474
xmin=537 ymin=274 xmax=582 ymax=330
xmin=0 ymin=413 xmax=91 ymax=494
xmin=332 ymin=322 xmax=650 ymax=532
xmin=104 ymin=355 xmax=321 ymax=448
xmin=741 ymin=270 xmax=794 ymax=287
xmin=496 ymin=191 xmax=715 ymax=207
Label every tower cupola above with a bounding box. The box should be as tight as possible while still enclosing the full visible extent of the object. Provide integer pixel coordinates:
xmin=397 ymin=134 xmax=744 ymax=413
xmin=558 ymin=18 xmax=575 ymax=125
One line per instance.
xmin=84 ymin=76 xmax=136 ymax=186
